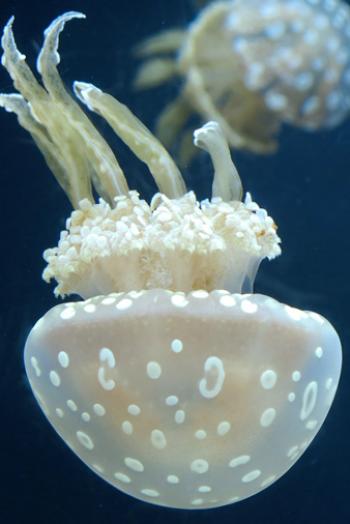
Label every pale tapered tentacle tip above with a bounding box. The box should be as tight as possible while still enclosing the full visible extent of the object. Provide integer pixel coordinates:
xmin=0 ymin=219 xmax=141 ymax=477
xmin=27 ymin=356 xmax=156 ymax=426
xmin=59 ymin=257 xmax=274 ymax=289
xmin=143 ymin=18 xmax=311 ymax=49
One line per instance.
xmin=37 ymin=12 xmax=86 ymax=74
xmin=43 ymin=11 xmax=86 ymax=37
xmin=193 ymin=121 xmax=243 ymax=202
xmin=0 ymin=92 xmax=24 ymax=112
xmin=1 ymin=16 xmax=25 ymax=69
xmin=2 ymin=16 xmax=15 ymax=36
xmin=73 ymin=81 xmax=101 ymax=111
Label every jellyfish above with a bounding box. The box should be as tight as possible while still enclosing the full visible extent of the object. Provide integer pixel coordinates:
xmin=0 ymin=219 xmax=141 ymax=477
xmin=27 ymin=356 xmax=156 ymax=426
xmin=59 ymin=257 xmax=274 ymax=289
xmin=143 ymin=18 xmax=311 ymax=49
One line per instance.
xmin=0 ymin=12 xmax=342 ymax=510
xmin=135 ymin=0 xmax=350 ymax=163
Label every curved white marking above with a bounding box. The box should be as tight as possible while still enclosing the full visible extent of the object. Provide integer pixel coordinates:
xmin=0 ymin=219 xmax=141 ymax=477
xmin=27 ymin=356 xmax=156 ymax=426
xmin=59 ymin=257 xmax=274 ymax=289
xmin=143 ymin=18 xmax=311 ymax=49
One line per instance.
xmin=98 ymin=347 xmax=116 ymax=391
xmin=198 ymin=356 xmax=225 ymax=399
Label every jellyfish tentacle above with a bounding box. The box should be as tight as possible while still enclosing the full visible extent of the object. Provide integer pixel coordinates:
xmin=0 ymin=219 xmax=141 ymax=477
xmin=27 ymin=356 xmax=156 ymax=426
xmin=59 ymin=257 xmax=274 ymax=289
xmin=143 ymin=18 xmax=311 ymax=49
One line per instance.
xmin=1 ymin=17 xmax=47 ymax=101
xmin=155 ymin=92 xmax=192 ymax=150
xmin=35 ymin=12 xmax=130 ymax=204
xmin=1 ymin=16 xmax=94 ymax=206
xmin=1 ymin=14 xmax=130 ymax=207
xmin=133 ymin=29 xmax=186 ymax=57
xmin=134 ymin=58 xmax=178 ymax=89
xmin=0 ymin=93 xmax=72 ymax=195
xmin=183 ymin=68 xmax=277 ymax=154
xmin=74 ymin=81 xmax=187 ymax=198
xmin=36 ymin=12 xmax=86 ymax=102
xmin=177 ymin=127 xmax=197 ymax=168
xmin=193 ymin=121 xmax=243 ymax=202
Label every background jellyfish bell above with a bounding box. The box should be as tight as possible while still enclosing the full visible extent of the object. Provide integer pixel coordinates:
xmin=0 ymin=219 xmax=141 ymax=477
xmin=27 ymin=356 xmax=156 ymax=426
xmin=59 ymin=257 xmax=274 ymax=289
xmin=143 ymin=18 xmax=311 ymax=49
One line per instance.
xmin=135 ymin=0 xmax=350 ymax=162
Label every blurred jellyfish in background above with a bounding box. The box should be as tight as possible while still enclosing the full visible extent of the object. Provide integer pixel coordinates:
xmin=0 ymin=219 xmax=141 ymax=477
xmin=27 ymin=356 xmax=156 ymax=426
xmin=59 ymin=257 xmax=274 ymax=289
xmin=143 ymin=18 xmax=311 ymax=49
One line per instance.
xmin=0 ymin=11 xmax=342 ymax=510
xmin=135 ymin=0 xmax=350 ymax=163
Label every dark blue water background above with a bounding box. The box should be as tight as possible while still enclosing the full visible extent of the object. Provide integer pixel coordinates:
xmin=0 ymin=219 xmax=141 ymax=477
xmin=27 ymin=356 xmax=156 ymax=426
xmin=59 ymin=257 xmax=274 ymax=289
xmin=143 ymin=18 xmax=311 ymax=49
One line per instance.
xmin=0 ymin=0 xmax=349 ymax=522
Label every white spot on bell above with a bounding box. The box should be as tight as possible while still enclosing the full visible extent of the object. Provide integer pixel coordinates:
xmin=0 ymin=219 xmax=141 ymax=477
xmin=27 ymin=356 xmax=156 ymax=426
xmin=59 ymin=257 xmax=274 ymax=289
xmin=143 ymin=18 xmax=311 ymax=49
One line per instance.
xmin=167 ymin=474 xmax=179 ymax=484
xmin=93 ymin=403 xmax=106 ymax=416
xmin=260 ymin=408 xmax=276 ymax=427
xmin=58 ymin=351 xmax=69 ymax=368
xmin=67 ymin=399 xmax=78 ymax=411
xmin=122 ymin=421 xmax=133 ymax=435
xmin=116 ymin=298 xmax=133 ymax=310
xmin=190 ymin=459 xmax=209 ymax=474
xmin=198 ymin=485 xmax=212 ymax=493
xmin=128 ymin=404 xmax=141 ymax=416
xmin=171 ymin=294 xmax=189 ymax=308
xmin=147 ymin=361 xmax=162 ymax=379
xmin=76 ymin=430 xmax=94 ymax=450
xmin=124 ymin=457 xmax=144 ymax=472
xmin=49 ymin=370 xmax=61 ymax=387
xmin=229 ymin=455 xmax=250 ymax=468
xmin=217 ymin=421 xmax=231 ymax=436
xmin=166 ymin=395 xmax=179 ymax=406
xmin=315 ymin=346 xmax=323 ymax=358
xmin=60 ymin=307 xmax=76 ymax=320
xmin=242 ymin=470 xmax=261 ymax=483
xmin=171 ymin=339 xmax=183 ymax=353
xmin=219 ymin=295 xmax=236 ymax=307
xmin=141 ymin=488 xmax=159 ymax=498
xmin=260 ymin=369 xmax=277 ymax=389
xmin=114 ymin=472 xmax=131 ymax=483
xmin=151 ymin=429 xmax=167 ymax=449
xmin=175 ymin=410 xmax=186 ymax=424
xmin=84 ymin=303 xmax=96 ymax=313
xmin=292 ymin=370 xmax=301 ymax=382
xmin=195 ymin=429 xmax=207 ymax=440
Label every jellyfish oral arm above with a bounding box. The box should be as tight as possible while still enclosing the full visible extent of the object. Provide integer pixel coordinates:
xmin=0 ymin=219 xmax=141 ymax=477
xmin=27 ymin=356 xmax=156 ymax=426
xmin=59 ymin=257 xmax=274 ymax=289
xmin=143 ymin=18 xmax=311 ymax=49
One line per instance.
xmin=193 ymin=121 xmax=243 ymax=201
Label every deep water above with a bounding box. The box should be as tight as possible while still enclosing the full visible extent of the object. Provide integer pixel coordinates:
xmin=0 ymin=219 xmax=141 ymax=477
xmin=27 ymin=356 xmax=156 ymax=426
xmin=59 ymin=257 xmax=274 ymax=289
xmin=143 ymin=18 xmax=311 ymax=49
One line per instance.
xmin=0 ymin=1 xmax=349 ymax=523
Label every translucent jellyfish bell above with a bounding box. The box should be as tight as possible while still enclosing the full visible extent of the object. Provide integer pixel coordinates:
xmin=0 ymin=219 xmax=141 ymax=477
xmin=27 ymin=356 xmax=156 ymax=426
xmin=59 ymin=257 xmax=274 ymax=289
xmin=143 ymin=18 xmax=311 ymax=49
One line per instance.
xmin=135 ymin=0 xmax=350 ymax=160
xmin=0 ymin=12 xmax=342 ymax=510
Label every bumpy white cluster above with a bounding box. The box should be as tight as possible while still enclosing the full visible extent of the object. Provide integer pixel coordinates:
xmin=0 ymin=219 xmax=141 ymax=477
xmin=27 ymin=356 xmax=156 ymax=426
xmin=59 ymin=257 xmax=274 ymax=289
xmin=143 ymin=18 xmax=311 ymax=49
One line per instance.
xmin=43 ymin=191 xmax=280 ymax=298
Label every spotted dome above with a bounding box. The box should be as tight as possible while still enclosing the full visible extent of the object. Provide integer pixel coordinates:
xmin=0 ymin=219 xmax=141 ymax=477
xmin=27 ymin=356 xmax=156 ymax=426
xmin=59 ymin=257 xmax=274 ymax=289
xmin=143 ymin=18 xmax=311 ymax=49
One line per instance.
xmin=25 ymin=290 xmax=341 ymax=509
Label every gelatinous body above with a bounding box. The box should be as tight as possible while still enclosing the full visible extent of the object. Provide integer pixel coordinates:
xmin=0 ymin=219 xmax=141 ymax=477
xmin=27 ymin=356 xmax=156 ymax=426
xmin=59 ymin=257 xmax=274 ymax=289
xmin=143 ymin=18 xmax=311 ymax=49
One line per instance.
xmin=25 ymin=290 xmax=341 ymax=509
xmin=0 ymin=12 xmax=342 ymax=510
xmin=135 ymin=0 xmax=350 ymax=159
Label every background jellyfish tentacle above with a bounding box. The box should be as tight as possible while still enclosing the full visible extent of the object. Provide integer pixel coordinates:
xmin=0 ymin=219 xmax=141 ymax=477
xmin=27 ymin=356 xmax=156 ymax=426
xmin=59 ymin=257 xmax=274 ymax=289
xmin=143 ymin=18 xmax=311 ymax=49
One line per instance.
xmin=0 ymin=11 xmax=342 ymax=511
xmin=134 ymin=0 xmax=350 ymax=164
